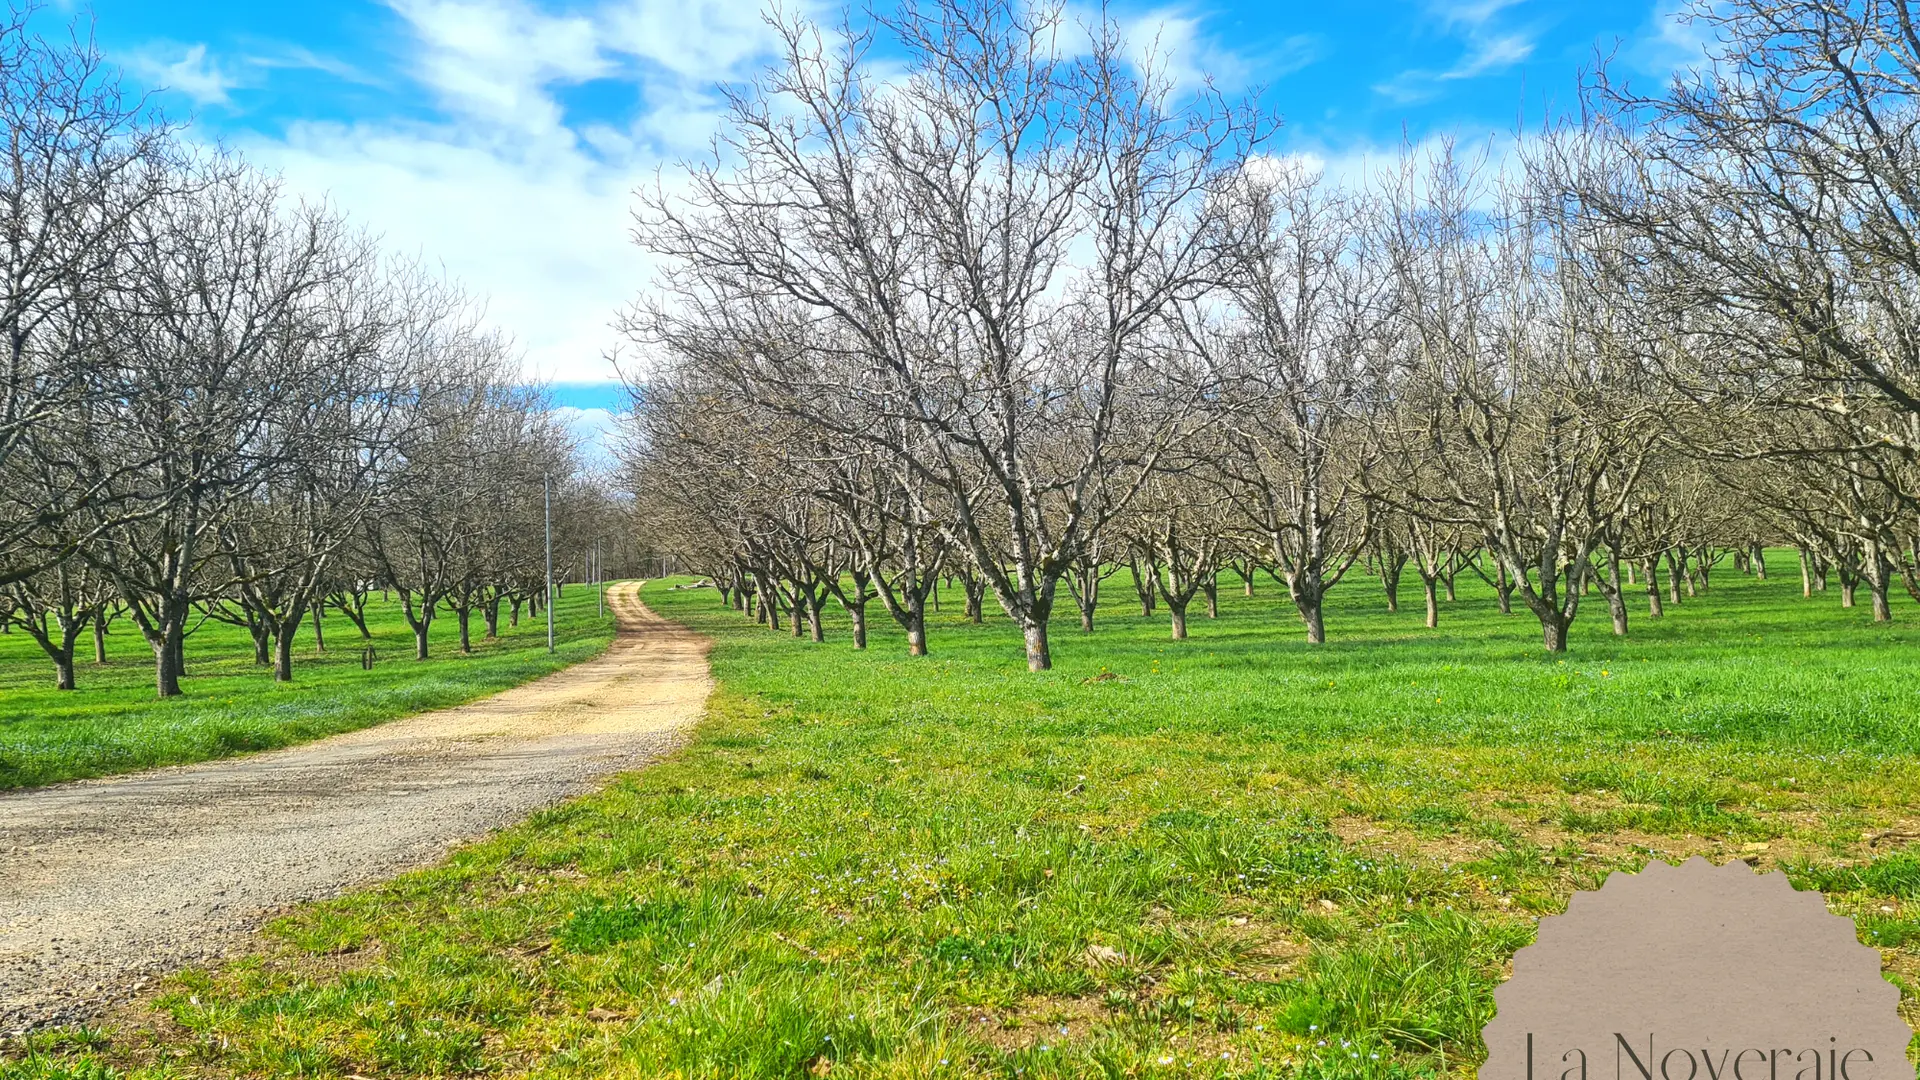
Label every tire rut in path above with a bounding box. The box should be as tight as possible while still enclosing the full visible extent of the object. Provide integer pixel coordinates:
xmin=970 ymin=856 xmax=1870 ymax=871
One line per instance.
xmin=0 ymin=581 xmax=710 ymax=1034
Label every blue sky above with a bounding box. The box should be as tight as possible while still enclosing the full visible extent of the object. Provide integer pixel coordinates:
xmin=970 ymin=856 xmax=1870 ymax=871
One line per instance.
xmin=75 ymin=0 xmax=1708 ymax=418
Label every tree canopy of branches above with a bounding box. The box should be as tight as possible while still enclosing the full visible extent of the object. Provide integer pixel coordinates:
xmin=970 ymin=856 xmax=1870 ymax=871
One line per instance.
xmin=623 ymin=0 xmax=1920 ymax=666
xmin=0 ymin=12 xmax=614 ymax=695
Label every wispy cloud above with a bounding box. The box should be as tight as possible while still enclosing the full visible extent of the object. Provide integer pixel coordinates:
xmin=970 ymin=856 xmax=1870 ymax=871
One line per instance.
xmin=245 ymin=44 xmax=385 ymax=88
xmin=1374 ymin=0 xmax=1537 ymax=103
xmin=1084 ymin=4 xmax=1317 ymax=94
xmin=1433 ymin=0 xmax=1524 ymax=32
xmin=1444 ymin=31 xmax=1534 ymax=80
xmin=1622 ymin=0 xmax=1716 ymax=82
xmin=127 ymin=43 xmax=240 ymax=106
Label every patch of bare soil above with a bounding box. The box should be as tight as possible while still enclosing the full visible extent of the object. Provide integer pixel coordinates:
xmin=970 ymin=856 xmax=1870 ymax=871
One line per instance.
xmin=0 ymin=583 xmax=710 ymax=1034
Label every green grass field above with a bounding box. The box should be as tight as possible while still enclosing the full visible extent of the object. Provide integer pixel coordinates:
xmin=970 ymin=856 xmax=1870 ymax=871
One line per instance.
xmin=0 ymin=586 xmax=617 ymax=791
xmin=8 ymin=560 xmax=1920 ymax=1080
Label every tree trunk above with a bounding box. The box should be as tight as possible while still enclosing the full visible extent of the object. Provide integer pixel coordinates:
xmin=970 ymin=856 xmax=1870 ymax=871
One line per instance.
xmin=457 ymin=606 xmax=473 ymax=653
xmin=1168 ymin=603 xmax=1187 ymax=641
xmin=54 ymin=649 xmax=75 ymax=691
xmin=906 ymin=599 xmax=928 ymax=657
xmin=1022 ymin=618 xmax=1051 ymax=671
xmin=1865 ymin=548 xmax=1893 ymax=623
xmin=1799 ymin=547 xmax=1813 ymax=598
xmin=483 ymin=597 xmax=501 ymax=639
xmin=154 ymin=618 xmax=184 ymax=698
xmin=1203 ymin=576 xmax=1218 ymax=618
xmin=250 ymin=623 xmax=271 ymax=666
xmin=93 ymin=618 xmax=107 ymax=664
xmin=311 ymin=606 xmax=325 ymax=652
xmin=1643 ymin=557 xmax=1664 ymax=618
xmin=1422 ymin=575 xmax=1439 ymax=628
xmin=1302 ymin=598 xmax=1325 ymax=645
xmin=1604 ymin=553 xmax=1628 ymax=636
xmin=273 ymin=618 xmax=297 ymax=683
xmin=1131 ymin=561 xmax=1156 ymax=616
xmin=1071 ymin=569 xmax=1099 ymax=633
xmin=1751 ymin=544 xmax=1767 ymax=580
xmin=849 ymin=603 xmax=868 ymax=649
xmin=1382 ymin=557 xmax=1404 ymax=612
xmin=1541 ymin=614 xmax=1569 ymax=653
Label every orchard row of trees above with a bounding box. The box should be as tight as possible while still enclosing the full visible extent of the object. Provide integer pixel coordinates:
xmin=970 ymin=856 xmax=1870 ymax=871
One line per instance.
xmin=622 ymin=0 xmax=1920 ymax=670
xmin=0 ymin=16 xmax=611 ymax=695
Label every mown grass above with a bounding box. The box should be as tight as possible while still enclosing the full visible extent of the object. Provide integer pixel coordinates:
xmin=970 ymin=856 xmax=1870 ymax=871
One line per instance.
xmin=0 ymin=586 xmax=617 ymax=791
xmin=7 ymin=558 xmax=1920 ymax=1079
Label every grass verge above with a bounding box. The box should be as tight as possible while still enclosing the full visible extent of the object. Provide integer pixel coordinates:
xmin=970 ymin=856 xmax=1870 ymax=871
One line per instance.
xmin=0 ymin=586 xmax=617 ymax=791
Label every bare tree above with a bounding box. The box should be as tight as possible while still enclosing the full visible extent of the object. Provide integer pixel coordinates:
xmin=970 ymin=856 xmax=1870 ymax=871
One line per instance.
xmin=1376 ymin=144 xmax=1660 ymax=652
xmin=628 ymin=0 xmax=1263 ymax=670
xmin=1198 ymin=161 xmax=1385 ymax=642
xmin=0 ymin=9 xmax=177 ymax=583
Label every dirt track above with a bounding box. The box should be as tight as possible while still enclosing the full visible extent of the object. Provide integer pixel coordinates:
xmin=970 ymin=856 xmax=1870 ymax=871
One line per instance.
xmin=0 ymin=582 xmax=709 ymax=1034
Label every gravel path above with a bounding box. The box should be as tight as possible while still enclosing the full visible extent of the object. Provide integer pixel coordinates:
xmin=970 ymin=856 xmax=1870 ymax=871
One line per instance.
xmin=0 ymin=582 xmax=710 ymax=1034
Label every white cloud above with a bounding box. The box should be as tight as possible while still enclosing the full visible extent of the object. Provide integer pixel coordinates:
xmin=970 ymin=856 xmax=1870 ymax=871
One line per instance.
xmin=1373 ymin=2 xmax=1537 ymax=103
xmin=387 ymin=0 xmax=609 ymax=134
xmin=1624 ymin=0 xmax=1717 ymax=81
xmin=1444 ymin=31 xmax=1534 ymax=80
xmin=1100 ymin=5 xmax=1317 ymax=93
xmin=1433 ymin=0 xmax=1524 ymax=32
xmin=601 ymin=0 xmax=776 ymax=80
xmin=243 ymin=120 xmax=648 ymax=385
xmin=128 ymin=43 xmax=239 ymax=106
xmin=554 ymin=406 xmax=625 ymax=467
xmin=199 ymin=0 xmax=793 ymax=392
xmin=246 ymin=44 xmax=385 ymax=88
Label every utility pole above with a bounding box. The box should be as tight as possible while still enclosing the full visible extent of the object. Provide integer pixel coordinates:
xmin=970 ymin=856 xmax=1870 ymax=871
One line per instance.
xmin=544 ymin=473 xmax=554 ymax=654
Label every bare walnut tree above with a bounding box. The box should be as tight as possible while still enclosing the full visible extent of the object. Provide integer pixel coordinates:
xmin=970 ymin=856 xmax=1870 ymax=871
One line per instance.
xmin=628 ymin=0 xmax=1264 ymax=670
